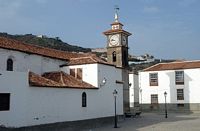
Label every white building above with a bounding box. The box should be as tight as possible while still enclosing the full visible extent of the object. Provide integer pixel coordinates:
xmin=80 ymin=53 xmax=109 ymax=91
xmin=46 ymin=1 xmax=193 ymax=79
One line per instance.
xmin=129 ymin=72 xmax=139 ymax=108
xmin=0 ymin=37 xmax=124 ymax=128
xmin=139 ymin=61 xmax=200 ymax=112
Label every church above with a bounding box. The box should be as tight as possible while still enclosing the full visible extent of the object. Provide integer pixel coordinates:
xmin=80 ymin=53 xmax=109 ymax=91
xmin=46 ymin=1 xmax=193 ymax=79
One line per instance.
xmin=0 ymin=11 xmax=131 ymax=128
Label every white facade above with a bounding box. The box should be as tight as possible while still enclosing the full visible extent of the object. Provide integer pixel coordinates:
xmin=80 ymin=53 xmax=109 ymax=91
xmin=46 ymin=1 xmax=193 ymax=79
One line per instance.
xmin=0 ymin=48 xmax=124 ymax=128
xmin=139 ymin=68 xmax=200 ymax=111
xmin=129 ymin=73 xmax=139 ymax=108
xmin=0 ymin=48 xmax=66 ymax=75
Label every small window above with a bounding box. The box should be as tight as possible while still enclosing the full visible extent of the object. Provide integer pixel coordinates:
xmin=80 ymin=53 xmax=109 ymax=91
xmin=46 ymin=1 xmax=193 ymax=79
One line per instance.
xmin=151 ymin=94 xmax=158 ymax=104
xmin=82 ymin=92 xmax=87 ymax=107
xmin=70 ymin=68 xmax=82 ymax=80
xmin=177 ymin=89 xmax=184 ymax=100
xmin=123 ymin=50 xmax=128 ymax=66
xmin=0 ymin=93 xmax=10 ymax=111
xmin=112 ymin=51 xmax=116 ymax=62
xmin=7 ymin=58 xmax=13 ymax=71
xmin=149 ymin=73 xmax=158 ymax=86
xmin=177 ymin=104 xmax=184 ymax=107
xmin=175 ymin=71 xmax=184 ymax=85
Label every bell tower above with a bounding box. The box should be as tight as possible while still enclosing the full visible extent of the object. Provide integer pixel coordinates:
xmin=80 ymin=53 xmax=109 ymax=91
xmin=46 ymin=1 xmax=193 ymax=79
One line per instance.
xmin=103 ymin=7 xmax=132 ymax=113
xmin=103 ymin=7 xmax=131 ymax=68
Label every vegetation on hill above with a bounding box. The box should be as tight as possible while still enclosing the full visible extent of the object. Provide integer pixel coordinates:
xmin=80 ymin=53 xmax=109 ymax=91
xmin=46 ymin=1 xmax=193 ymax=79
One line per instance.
xmin=0 ymin=33 xmax=91 ymax=53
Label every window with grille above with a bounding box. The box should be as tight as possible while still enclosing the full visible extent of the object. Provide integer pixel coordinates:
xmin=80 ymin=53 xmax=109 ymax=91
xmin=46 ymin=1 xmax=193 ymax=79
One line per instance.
xmin=0 ymin=93 xmax=10 ymax=111
xmin=175 ymin=71 xmax=184 ymax=85
xmin=151 ymin=94 xmax=158 ymax=104
xmin=177 ymin=89 xmax=184 ymax=100
xmin=149 ymin=73 xmax=158 ymax=86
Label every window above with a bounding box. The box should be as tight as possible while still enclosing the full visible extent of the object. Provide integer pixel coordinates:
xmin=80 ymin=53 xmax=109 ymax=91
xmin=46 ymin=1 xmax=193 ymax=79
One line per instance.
xmin=177 ymin=104 xmax=184 ymax=107
xmin=7 ymin=58 xmax=13 ymax=71
xmin=177 ymin=89 xmax=184 ymax=100
xmin=70 ymin=68 xmax=82 ymax=80
xmin=175 ymin=71 xmax=184 ymax=85
xmin=123 ymin=50 xmax=128 ymax=66
xmin=112 ymin=51 xmax=116 ymax=62
xmin=151 ymin=94 xmax=158 ymax=104
xmin=82 ymin=92 xmax=87 ymax=107
xmin=0 ymin=93 xmax=10 ymax=111
xmin=149 ymin=73 xmax=158 ymax=86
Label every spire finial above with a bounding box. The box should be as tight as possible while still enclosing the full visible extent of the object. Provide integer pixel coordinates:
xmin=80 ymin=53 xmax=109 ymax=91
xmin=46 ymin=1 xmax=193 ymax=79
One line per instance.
xmin=114 ymin=5 xmax=119 ymax=22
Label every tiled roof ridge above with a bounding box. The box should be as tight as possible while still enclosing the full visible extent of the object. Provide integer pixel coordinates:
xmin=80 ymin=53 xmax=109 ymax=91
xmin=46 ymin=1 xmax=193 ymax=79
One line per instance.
xmin=0 ymin=36 xmax=71 ymax=54
xmin=0 ymin=36 xmax=87 ymax=60
xmin=143 ymin=60 xmax=200 ymax=71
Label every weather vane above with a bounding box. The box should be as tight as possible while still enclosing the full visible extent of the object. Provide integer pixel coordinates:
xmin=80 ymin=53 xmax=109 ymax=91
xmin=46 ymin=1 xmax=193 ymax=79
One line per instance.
xmin=114 ymin=5 xmax=120 ymax=22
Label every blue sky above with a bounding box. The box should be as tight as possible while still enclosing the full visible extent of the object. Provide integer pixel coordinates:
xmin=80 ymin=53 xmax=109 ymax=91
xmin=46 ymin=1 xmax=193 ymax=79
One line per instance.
xmin=0 ymin=0 xmax=199 ymax=60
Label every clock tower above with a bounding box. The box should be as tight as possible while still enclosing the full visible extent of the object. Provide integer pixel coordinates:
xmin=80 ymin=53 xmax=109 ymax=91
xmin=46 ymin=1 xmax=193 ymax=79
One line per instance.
xmin=103 ymin=8 xmax=131 ymax=68
xmin=103 ymin=8 xmax=132 ymax=113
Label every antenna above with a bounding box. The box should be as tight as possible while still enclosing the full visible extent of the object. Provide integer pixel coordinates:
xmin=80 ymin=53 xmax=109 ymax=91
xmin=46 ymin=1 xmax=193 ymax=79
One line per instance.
xmin=114 ymin=5 xmax=120 ymax=22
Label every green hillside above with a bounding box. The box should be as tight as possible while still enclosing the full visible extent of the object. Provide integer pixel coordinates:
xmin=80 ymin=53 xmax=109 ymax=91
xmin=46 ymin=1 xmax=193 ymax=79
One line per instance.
xmin=0 ymin=33 xmax=91 ymax=53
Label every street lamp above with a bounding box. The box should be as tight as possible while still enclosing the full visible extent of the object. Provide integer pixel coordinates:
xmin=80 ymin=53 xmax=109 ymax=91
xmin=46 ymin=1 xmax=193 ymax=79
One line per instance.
xmin=113 ymin=89 xmax=118 ymax=128
xmin=164 ymin=91 xmax=168 ymax=118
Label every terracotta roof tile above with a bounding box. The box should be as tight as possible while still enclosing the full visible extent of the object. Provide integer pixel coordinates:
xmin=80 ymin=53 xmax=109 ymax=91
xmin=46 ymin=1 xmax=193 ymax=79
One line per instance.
xmin=143 ymin=61 xmax=200 ymax=71
xmin=29 ymin=72 xmax=63 ymax=87
xmin=29 ymin=71 xmax=96 ymax=89
xmin=68 ymin=54 xmax=111 ymax=66
xmin=42 ymin=71 xmax=96 ymax=89
xmin=0 ymin=37 xmax=86 ymax=60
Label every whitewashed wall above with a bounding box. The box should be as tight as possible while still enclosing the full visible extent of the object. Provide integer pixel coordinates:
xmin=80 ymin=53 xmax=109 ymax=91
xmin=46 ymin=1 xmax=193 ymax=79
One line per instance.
xmin=0 ymin=63 xmax=123 ymax=128
xmin=129 ymin=73 xmax=139 ymax=107
xmin=0 ymin=48 xmax=66 ymax=74
xmin=139 ymin=68 xmax=200 ymax=105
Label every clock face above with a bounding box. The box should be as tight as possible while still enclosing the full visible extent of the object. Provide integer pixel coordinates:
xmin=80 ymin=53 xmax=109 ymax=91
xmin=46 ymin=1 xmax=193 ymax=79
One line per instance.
xmin=122 ymin=35 xmax=127 ymax=45
xmin=109 ymin=35 xmax=119 ymax=46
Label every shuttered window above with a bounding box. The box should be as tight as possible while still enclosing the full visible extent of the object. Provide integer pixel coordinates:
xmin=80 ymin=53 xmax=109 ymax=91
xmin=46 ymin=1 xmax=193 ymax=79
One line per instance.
xmin=177 ymin=89 xmax=184 ymax=100
xmin=151 ymin=94 xmax=158 ymax=104
xmin=149 ymin=73 xmax=158 ymax=86
xmin=70 ymin=68 xmax=82 ymax=80
xmin=175 ymin=71 xmax=184 ymax=85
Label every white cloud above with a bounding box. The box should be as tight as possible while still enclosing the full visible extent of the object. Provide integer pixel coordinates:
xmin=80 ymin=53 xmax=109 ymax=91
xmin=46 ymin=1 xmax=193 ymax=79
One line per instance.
xmin=143 ymin=6 xmax=159 ymax=13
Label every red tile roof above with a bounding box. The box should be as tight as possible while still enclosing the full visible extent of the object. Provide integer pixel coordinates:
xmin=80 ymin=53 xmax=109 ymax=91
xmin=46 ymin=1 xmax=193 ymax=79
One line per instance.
xmin=143 ymin=61 xmax=200 ymax=71
xmin=29 ymin=71 xmax=96 ymax=89
xmin=0 ymin=37 xmax=86 ymax=60
xmin=0 ymin=37 xmax=110 ymax=66
xmin=29 ymin=72 xmax=63 ymax=87
xmin=68 ymin=54 xmax=112 ymax=66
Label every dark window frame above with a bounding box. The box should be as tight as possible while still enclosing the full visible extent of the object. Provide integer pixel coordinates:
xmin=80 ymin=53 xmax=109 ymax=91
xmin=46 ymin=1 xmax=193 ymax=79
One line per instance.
xmin=0 ymin=93 xmax=10 ymax=111
xmin=7 ymin=58 xmax=13 ymax=71
xmin=112 ymin=51 xmax=116 ymax=62
xmin=82 ymin=92 xmax=87 ymax=107
xmin=149 ymin=73 xmax=158 ymax=86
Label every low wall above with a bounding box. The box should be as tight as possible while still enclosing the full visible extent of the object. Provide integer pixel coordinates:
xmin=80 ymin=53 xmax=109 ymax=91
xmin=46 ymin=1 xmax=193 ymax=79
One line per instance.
xmin=140 ymin=103 xmax=200 ymax=113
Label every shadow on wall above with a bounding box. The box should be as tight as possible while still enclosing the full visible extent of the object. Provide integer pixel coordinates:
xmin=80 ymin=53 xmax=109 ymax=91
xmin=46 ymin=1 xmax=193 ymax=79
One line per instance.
xmin=166 ymin=71 xmax=192 ymax=112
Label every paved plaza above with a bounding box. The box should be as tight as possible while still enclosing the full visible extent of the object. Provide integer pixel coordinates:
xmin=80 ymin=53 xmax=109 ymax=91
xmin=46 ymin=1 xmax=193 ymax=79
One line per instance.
xmin=90 ymin=113 xmax=200 ymax=131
